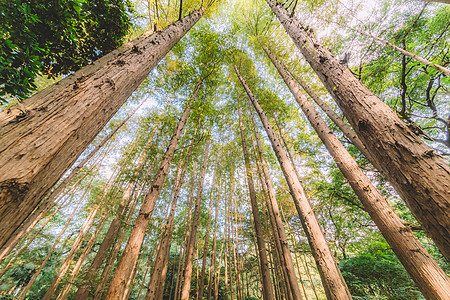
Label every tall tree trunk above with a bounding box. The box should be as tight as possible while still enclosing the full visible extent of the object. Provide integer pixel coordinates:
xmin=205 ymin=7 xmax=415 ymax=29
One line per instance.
xmin=207 ymin=179 xmax=221 ymax=300
xmin=174 ymin=161 xmax=198 ymax=300
xmin=0 ymin=9 xmax=205 ymax=249
xmin=105 ymin=81 xmax=201 ymax=299
xmin=238 ymin=106 xmax=276 ymax=300
xmin=56 ymin=210 xmax=110 ymax=300
xmin=284 ymin=66 xmax=372 ymax=163
xmin=248 ymin=99 xmax=304 ymax=300
xmin=73 ymin=98 xmax=171 ymax=298
xmin=235 ymin=66 xmax=352 ymax=299
xmin=180 ymin=137 xmax=212 ymax=300
xmin=266 ymin=0 xmax=450 ymax=261
xmin=42 ymin=204 xmax=101 ymax=300
xmin=0 ymin=137 xmax=115 ymax=262
xmin=197 ymin=154 xmax=220 ymax=300
xmin=232 ymin=188 xmax=243 ymax=300
xmin=267 ymin=47 xmax=450 ymax=299
xmin=145 ymin=126 xmax=197 ymax=299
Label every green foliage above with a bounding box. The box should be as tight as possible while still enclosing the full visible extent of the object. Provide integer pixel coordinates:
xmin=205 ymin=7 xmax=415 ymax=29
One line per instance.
xmin=340 ymin=255 xmax=422 ymax=299
xmin=0 ymin=0 xmax=132 ymax=103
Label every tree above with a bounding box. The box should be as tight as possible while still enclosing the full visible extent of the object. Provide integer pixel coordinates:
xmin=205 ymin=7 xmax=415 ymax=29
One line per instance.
xmin=265 ymin=0 xmax=450 ymax=261
xmin=0 ymin=7 xmax=205 ymax=251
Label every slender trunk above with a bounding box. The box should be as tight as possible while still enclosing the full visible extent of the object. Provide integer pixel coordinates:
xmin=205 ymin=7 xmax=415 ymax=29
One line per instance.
xmin=197 ymin=155 xmax=220 ymax=300
xmin=267 ymin=46 xmax=450 ymax=300
xmin=224 ymin=197 xmax=229 ymax=300
xmin=145 ymin=127 xmax=196 ymax=299
xmin=208 ymin=179 xmax=221 ymax=300
xmin=248 ymin=100 xmax=304 ymax=300
xmin=266 ymin=0 xmax=450 ymax=261
xmin=74 ymin=99 xmax=170 ymax=299
xmin=105 ymin=80 xmax=201 ymax=299
xmin=284 ymin=66 xmax=373 ymax=163
xmin=214 ymin=232 xmax=225 ymax=300
xmin=232 ymin=190 xmax=243 ymax=300
xmin=56 ymin=211 xmax=109 ymax=300
xmin=0 ymin=10 xmax=205 ymax=248
xmin=235 ymin=66 xmax=351 ymax=299
xmin=42 ymin=205 xmax=101 ymax=300
xmin=174 ymin=161 xmax=198 ymax=300
xmin=238 ymin=106 xmax=276 ymax=300
xmin=281 ymin=208 xmax=320 ymax=300
xmin=180 ymin=137 xmax=212 ymax=300
xmin=16 ymin=185 xmax=90 ymax=300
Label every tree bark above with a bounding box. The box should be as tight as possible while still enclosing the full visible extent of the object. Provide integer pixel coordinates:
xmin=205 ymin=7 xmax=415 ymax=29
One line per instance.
xmin=207 ymin=178 xmax=221 ymax=300
xmin=284 ymin=66 xmax=373 ymax=163
xmin=145 ymin=127 xmax=197 ymax=300
xmin=238 ymin=106 xmax=276 ymax=300
xmin=248 ymin=99 xmax=305 ymax=300
xmin=180 ymin=137 xmax=212 ymax=300
xmin=197 ymin=154 xmax=220 ymax=300
xmin=266 ymin=0 xmax=450 ymax=261
xmin=73 ymin=97 xmax=171 ymax=299
xmin=105 ymin=81 xmax=200 ymax=299
xmin=235 ymin=66 xmax=352 ymax=300
xmin=267 ymin=46 xmax=450 ymax=299
xmin=0 ymin=9 xmax=204 ymax=249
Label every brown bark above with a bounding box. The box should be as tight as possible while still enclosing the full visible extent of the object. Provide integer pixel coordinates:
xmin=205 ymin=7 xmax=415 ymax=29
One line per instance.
xmin=248 ymin=99 xmax=304 ymax=300
xmin=105 ymin=83 xmax=200 ymax=299
xmin=180 ymin=137 xmax=212 ymax=300
xmin=266 ymin=0 xmax=450 ymax=261
xmin=235 ymin=66 xmax=351 ymax=299
xmin=73 ymin=107 xmax=168 ymax=299
xmin=145 ymin=128 xmax=196 ymax=299
xmin=267 ymin=47 xmax=450 ymax=299
xmin=284 ymin=67 xmax=373 ymax=163
xmin=197 ymin=154 xmax=220 ymax=300
xmin=231 ymin=187 xmax=243 ymax=300
xmin=42 ymin=205 xmax=100 ymax=300
xmin=174 ymin=161 xmax=198 ymax=300
xmin=16 ymin=179 xmax=91 ymax=300
xmin=207 ymin=178 xmax=221 ymax=300
xmin=56 ymin=210 xmax=109 ymax=300
xmin=0 ymin=9 xmax=204 ymax=249
xmin=238 ymin=106 xmax=276 ymax=300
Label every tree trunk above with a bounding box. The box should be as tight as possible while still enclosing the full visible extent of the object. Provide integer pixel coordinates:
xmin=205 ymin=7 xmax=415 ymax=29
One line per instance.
xmin=284 ymin=66 xmax=373 ymax=163
xmin=267 ymin=46 xmax=450 ymax=299
xmin=238 ymin=106 xmax=276 ymax=300
xmin=42 ymin=204 xmax=101 ymax=300
xmin=207 ymin=178 xmax=221 ymax=300
xmin=235 ymin=66 xmax=352 ymax=299
xmin=105 ymin=82 xmax=200 ymax=299
xmin=73 ymin=106 xmax=168 ymax=299
xmin=266 ymin=0 xmax=450 ymax=261
xmin=248 ymin=99 xmax=305 ymax=300
xmin=180 ymin=137 xmax=212 ymax=300
xmin=145 ymin=127 xmax=196 ymax=299
xmin=197 ymin=155 xmax=220 ymax=300
xmin=56 ymin=210 xmax=109 ymax=300
xmin=0 ymin=9 xmax=204 ymax=249
xmin=174 ymin=161 xmax=198 ymax=300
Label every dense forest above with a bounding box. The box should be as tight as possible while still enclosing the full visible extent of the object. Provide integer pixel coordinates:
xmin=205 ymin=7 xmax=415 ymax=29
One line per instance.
xmin=0 ymin=0 xmax=449 ymax=299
